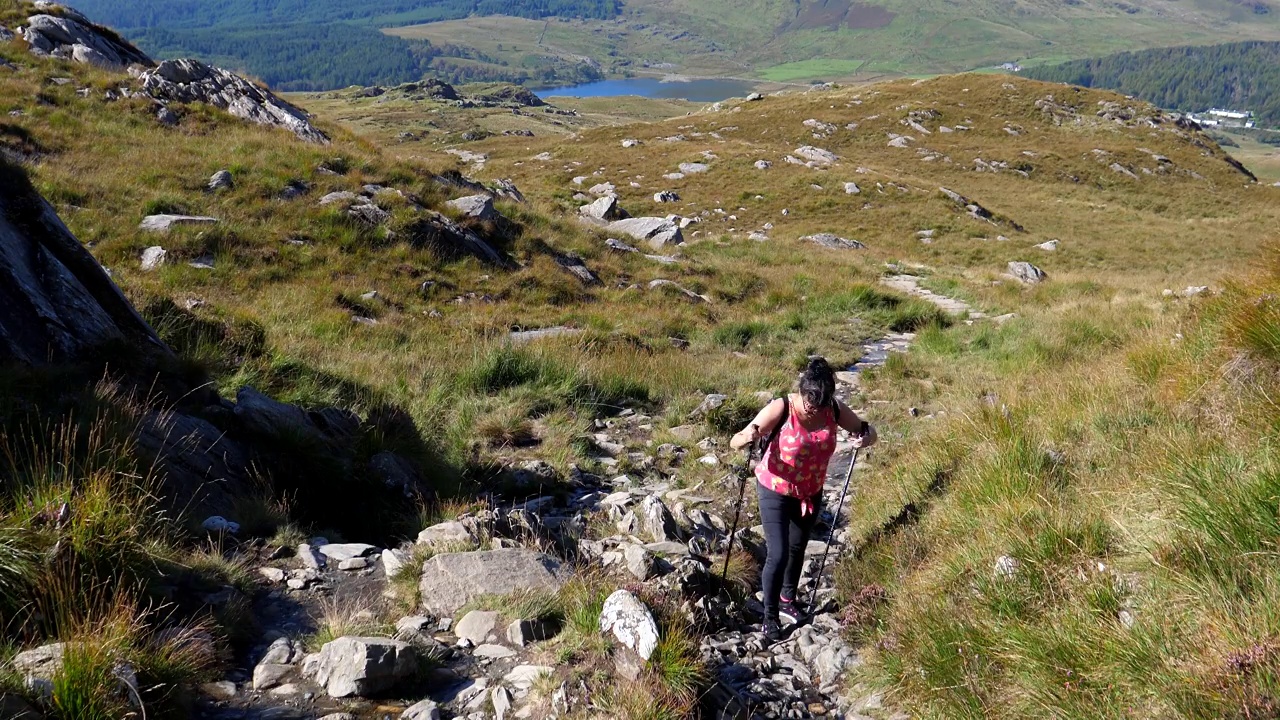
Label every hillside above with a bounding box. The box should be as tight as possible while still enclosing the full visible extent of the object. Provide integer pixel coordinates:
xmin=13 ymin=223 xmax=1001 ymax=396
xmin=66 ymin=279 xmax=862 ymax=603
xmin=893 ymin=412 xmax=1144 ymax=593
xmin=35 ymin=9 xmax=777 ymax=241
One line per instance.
xmin=36 ymin=0 xmax=1280 ymax=90
xmin=388 ymin=0 xmax=1280 ymax=84
xmin=4 ymin=3 xmax=1280 ymax=720
xmin=1023 ymin=41 xmax=1280 ymax=128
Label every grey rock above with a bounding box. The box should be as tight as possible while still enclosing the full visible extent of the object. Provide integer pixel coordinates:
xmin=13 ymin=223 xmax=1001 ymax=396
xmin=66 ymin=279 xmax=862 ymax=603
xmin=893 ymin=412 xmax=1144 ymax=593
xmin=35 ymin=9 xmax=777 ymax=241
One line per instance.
xmin=1006 ymin=261 xmax=1047 ymax=284
xmin=382 ymin=548 xmax=409 ymax=578
xmin=252 ymin=663 xmax=294 ymax=691
xmin=506 ymin=618 xmax=553 ymax=647
xmin=1109 ymin=162 xmax=1139 ymax=179
xmin=22 ymin=14 xmax=152 ymax=69
xmin=297 ymin=543 xmax=326 ymax=570
xmin=369 ymin=451 xmax=420 ymax=495
xmin=606 ymin=217 xmax=683 ymax=250
xmin=416 ymin=520 xmax=473 ymax=546
xmin=473 ymin=644 xmax=516 ymax=659
xmin=319 ymin=191 xmax=359 ymax=206
xmin=454 ymin=610 xmax=499 ymax=645
xmin=794 ymin=146 xmax=837 ymax=164
xmin=503 ymin=665 xmax=553 ymax=690
xmin=491 ymin=687 xmax=513 ymax=720
xmin=589 ymin=182 xmax=617 ymax=196
xmin=139 ymin=214 xmax=219 ymax=233
xmin=319 ymin=543 xmax=377 ymax=563
xmin=648 ymin=279 xmax=707 ymax=303
xmin=418 ymin=549 xmax=566 ymax=614
xmin=305 ymin=637 xmax=417 ymax=698
xmin=12 ymin=643 xmax=65 ymax=696
xmin=407 ymin=211 xmax=510 ymax=267
xmin=319 ymin=715 xmax=357 ymax=720
xmin=624 ymin=544 xmax=656 ymax=581
xmin=995 ymin=555 xmax=1020 ymax=577
xmin=155 ymin=106 xmax=178 ymax=126
xmin=844 ymin=182 xmax=861 ymax=194
xmin=580 ymin=194 xmax=627 ymax=221
xmin=802 ymin=233 xmax=865 ymax=250
xmin=600 ymin=589 xmax=660 ymax=660
xmin=140 ymin=245 xmax=167 ymax=271
xmin=678 ymin=162 xmax=709 ymax=174
xmin=401 ymin=699 xmax=441 ymax=720
xmin=208 ymin=170 xmax=233 ymax=192
xmin=447 ymin=194 xmax=500 ymax=222
xmin=1036 ymin=239 xmax=1059 ymax=252
xmin=140 ymin=59 xmax=329 ymax=143
xmin=554 ymin=252 xmax=601 ymax=285
xmin=200 ymin=681 xmax=237 ymax=700
xmin=641 ymin=495 xmax=680 ymax=543
xmin=754 ymin=160 xmax=773 ymax=170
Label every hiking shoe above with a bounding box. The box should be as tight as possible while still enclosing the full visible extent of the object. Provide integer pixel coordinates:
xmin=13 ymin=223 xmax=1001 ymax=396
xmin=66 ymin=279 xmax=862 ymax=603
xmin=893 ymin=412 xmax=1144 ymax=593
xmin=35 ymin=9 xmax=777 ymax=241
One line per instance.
xmin=762 ymin=617 xmax=783 ymax=643
xmin=779 ymin=597 xmax=807 ymax=625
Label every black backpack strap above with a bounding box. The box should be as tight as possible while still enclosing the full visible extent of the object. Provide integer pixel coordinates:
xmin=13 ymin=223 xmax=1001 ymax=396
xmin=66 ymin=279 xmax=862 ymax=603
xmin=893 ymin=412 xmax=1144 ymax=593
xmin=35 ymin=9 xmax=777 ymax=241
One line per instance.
xmin=758 ymin=395 xmax=789 ymax=458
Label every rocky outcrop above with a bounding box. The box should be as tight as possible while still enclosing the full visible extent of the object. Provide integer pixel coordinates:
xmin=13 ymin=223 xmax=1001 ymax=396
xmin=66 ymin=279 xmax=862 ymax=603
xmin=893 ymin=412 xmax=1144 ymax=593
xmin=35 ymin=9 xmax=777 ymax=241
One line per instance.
xmin=138 ymin=59 xmax=329 ymax=144
xmin=605 ymin=217 xmax=683 ymax=251
xmin=19 ymin=10 xmax=153 ymax=70
xmin=404 ymin=212 xmax=510 ymax=268
xmin=0 ymin=159 xmax=168 ymax=365
xmin=418 ymin=549 xmax=567 ymax=614
xmin=802 ymin=233 xmax=865 ymax=250
xmin=304 ymin=637 xmax=418 ymax=698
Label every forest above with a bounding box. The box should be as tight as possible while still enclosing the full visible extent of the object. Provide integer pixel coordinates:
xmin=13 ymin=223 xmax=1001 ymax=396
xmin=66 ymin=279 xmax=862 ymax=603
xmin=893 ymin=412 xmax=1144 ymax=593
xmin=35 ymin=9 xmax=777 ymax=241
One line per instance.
xmin=130 ymin=24 xmax=603 ymax=91
xmin=1023 ymin=41 xmax=1280 ymax=128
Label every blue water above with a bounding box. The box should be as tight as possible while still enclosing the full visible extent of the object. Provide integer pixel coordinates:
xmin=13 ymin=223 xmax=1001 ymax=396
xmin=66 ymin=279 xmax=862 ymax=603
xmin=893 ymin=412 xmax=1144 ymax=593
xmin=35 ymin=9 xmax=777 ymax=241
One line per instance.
xmin=536 ymin=77 xmax=757 ymax=102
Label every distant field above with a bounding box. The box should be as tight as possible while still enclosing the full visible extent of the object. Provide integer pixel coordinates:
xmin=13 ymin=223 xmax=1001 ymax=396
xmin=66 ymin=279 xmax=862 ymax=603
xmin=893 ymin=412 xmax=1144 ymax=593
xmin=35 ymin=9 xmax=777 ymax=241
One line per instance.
xmin=1224 ymin=133 xmax=1280 ymax=183
xmin=387 ymin=0 xmax=1280 ymax=84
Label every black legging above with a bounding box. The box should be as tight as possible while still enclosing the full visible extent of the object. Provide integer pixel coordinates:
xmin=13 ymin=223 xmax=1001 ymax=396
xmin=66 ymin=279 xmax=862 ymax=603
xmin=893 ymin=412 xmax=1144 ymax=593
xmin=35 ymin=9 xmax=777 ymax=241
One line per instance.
xmin=757 ymin=483 xmax=821 ymax=619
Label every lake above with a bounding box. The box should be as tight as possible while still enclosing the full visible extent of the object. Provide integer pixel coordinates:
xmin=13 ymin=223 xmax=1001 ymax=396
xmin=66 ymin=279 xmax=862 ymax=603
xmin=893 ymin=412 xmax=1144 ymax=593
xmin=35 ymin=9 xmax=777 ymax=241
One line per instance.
xmin=536 ymin=77 xmax=758 ymax=102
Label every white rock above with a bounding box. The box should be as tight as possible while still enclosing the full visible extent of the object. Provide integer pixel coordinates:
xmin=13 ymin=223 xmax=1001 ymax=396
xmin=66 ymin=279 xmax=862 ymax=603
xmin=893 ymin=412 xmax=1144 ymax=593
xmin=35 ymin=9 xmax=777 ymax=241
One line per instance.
xmin=503 ymin=665 xmax=553 ymax=690
xmin=319 ymin=543 xmax=377 ymax=562
xmin=417 ymin=521 xmax=473 ymax=546
xmin=995 ymin=555 xmax=1020 ymax=578
xmin=492 ymin=687 xmax=513 ymax=720
xmin=1036 ymin=240 xmax=1059 ymax=252
xmin=401 ymin=699 xmax=441 ymax=720
xmin=678 ymin=162 xmax=709 ymax=174
xmin=599 ymin=590 xmax=660 ymax=660
xmin=794 ymin=146 xmax=837 ymax=164
xmin=305 ymin=637 xmax=417 ymax=698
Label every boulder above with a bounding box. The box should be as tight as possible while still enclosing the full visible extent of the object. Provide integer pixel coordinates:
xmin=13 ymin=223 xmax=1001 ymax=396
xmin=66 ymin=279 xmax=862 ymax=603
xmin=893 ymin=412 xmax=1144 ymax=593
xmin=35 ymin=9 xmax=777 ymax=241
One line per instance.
xmin=1 ymin=157 xmax=168 ymax=365
xmin=654 ymin=191 xmax=680 ymax=203
xmin=589 ymin=182 xmax=617 ymax=197
xmin=418 ymin=549 xmax=566 ymax=614
xmin=21 ymin=14 xmax=153 ymax=69
xmin=305 ymin=637 xmax=417 ymax=698
xmin=233 ymin=386 xmax=351 ymax=451
xmin=208 ymin=170 xmax=234 ymax=192
xmin=139 ymin=59 xmax=329 ymax=144
xmin=606 ymin=217 xmax=683 ymax=251
xmin=503 ymin=665 xmax=553 ymax=690
xmin=492 ymin=687 xmax=513 ymax=720
xmin=140 ymin=245 xmax=167 ymax=271
xmin=454 ymin=610 xmax=499 ymax=645
xmin=641 ymin=495 xmax=680 ymax=543
xmin=12 ymin=643 xmax=65 ymax=695
xmin=794 ymin=146 xmax=837 ymax=164
xmin=678 ymin=162 xmax=709 ymax=174
xmin=404 ymin=212 xmax=509 ymax=267
xmin=599 ymin=590 xmax=660 ymax=660
xmin=506 ymin=618 xmax=554 ymax=647
xmin=624 ymin=544 xmax=656 ymax=581
xmin=553 ymin=253 xmax=600 ymax=285
xmin=416 ymin=520 xmax=473 ymax=546
xmin=401 ymin=699 xmax=441 ymax=720
xmin=319 ymin=543 xmax=378 ymax=563
xmin=139 ymin=214 xmax=219 ymax=233
xmin=580 ymin=195 xmax=627 ymax=221
xmin=802 ymin=233 xmax=865 ymax=250
xmin=447 ymin=195 xmax=500 ymax=222
xmin=843 ymin=182 xmax=861 ymax=194
xmin=754 ymin=160 xmax=772 ymax=170
xmin=1007 ymin=261 xmax=1047 ymax=284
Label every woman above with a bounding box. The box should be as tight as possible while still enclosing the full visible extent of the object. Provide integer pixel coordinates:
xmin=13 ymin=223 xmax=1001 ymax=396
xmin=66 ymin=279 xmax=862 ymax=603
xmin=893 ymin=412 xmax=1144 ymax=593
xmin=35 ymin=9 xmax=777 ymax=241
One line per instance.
xmin=730 ymin=357 xmax=877 ymax=640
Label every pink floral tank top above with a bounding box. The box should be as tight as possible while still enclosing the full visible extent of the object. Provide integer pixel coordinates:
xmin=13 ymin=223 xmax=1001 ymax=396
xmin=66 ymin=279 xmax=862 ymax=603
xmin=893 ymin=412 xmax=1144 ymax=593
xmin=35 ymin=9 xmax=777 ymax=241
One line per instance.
xmin=755 ymin=400 xmax=837 ymax=500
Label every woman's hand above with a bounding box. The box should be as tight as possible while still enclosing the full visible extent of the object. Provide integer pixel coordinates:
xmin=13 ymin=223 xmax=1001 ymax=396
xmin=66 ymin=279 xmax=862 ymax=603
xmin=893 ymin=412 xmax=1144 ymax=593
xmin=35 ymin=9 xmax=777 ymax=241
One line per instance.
xmin=852 ymin=422 xmax=878 ymax=449
xmin=729 ymin=423 xmax=760 ymax=450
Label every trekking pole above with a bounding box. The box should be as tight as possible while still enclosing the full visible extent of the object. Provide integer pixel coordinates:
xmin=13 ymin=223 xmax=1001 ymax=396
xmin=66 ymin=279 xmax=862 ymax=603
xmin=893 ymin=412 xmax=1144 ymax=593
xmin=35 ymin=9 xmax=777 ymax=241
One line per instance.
xmin=720 ymin=440 xmax=758 ymax=589
xmin=808 ymin=446 xmax=861 ymax=611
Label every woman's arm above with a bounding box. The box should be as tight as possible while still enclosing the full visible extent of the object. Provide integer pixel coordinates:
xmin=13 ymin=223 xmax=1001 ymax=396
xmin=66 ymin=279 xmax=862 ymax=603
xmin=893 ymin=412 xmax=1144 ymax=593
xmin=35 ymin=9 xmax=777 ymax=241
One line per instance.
xmin=836 ymin=399 xmax=878 ymax=448
xmin=729 ymin=397 xmax=787 ymax=450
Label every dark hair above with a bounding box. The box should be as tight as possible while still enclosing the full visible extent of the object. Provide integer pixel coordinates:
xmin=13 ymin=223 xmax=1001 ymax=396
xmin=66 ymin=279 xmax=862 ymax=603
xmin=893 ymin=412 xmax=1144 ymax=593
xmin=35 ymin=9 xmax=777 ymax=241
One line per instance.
xmin=799 ymin=357 xmax=836 ymax=412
